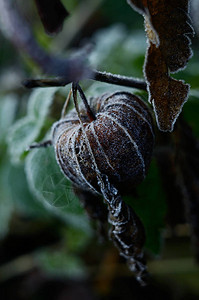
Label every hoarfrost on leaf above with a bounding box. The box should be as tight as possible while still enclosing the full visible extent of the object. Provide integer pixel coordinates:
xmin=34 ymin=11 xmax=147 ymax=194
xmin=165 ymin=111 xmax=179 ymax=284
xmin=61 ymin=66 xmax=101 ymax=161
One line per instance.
xmin=127 ymin=0 xmax=194 ymax=131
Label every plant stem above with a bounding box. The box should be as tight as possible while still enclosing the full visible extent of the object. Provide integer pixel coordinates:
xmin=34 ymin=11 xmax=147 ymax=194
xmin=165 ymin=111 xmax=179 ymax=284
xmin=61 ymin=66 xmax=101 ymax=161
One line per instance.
xmin=92 ymin=70 xmax=147 ymax=91
xmin=0 ymin=1 xmax=147 ymax=92
xmin=23 ymin=70 xmax=147 ymax=91
xmin=76 ymin=83 xmax=96 ymax=121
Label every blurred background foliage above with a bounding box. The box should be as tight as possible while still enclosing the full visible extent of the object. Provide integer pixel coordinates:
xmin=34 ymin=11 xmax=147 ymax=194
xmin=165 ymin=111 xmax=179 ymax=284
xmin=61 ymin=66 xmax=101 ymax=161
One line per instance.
xmin=0 ymin=0 xmax=199 ymax=299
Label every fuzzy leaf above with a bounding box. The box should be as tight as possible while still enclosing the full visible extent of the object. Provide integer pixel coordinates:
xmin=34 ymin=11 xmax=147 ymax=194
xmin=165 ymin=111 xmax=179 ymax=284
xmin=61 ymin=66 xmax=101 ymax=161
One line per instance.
xmin=8 ymin=163 xmax=51 ymax=218
xmin=25 ymin=146 xmax=90 ymax=231
xmin=127 ymin=0 xmax=194 ymax=131
xmin=27 ymin=87 xmax=58 ymax=119
xmin=0 ymin=94 xmax=17 ymax=144
xmin=8 ymin=118 xmax=39 ymax=164
xmin=134 ymin=0 xmax=194 ymax=72
xmin=8 ymin=87 xmax=58 ymax=164
xmin=145 ymin=44 xmax=190 ymax=131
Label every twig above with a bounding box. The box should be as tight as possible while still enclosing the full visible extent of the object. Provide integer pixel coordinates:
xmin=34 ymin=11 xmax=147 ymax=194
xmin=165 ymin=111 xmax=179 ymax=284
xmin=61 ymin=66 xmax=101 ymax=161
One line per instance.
xmin=75 ymin=83 xmax=96 ymax=121
xmin=0 ymin=1 xmax=147 ymax=92
xmin=23 ymin=70 xmax=147 ymax=91
xmin=22 ymin=78 xmax=69 ymax=89
xmin=92 ymin=70 xmax=147 ymax=91
xmin=27 ymin=140 xmax=52 ymax=150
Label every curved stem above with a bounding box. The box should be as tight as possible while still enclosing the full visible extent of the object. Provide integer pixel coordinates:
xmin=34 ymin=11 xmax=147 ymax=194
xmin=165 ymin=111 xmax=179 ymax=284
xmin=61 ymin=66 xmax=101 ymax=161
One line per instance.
xmin=76 ymin=83 xmax=96 ymax=121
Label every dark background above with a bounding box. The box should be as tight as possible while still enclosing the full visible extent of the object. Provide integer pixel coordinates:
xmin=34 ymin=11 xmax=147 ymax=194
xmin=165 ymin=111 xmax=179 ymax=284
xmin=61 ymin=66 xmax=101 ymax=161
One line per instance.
xmin=0 ymin=0 xmax=199 ymax=299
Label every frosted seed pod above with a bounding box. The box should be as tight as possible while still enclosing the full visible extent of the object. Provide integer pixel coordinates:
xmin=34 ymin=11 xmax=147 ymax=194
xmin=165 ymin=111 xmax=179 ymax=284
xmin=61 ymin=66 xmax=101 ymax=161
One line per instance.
xmin=52 ymin=91 xmax=154 ymax=193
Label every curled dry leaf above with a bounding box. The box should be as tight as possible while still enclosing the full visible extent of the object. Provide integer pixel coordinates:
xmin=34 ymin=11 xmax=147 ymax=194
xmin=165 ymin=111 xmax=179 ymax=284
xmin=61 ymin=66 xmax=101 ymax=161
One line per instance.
xmin=127 ymin=0 xmax=194 ymax=131
xmin=144 ymin=0 xmax=194 ymax=72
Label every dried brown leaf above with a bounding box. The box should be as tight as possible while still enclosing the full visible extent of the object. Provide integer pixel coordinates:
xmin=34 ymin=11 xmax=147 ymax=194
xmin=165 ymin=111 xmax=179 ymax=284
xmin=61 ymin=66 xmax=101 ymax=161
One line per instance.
xmin=127 ymin=0 xmax=193 ymax=131
xmin=146 ymin=0 xmax=194 ymax=72
xmin=145 ymin=44 xmax=189 ymax=131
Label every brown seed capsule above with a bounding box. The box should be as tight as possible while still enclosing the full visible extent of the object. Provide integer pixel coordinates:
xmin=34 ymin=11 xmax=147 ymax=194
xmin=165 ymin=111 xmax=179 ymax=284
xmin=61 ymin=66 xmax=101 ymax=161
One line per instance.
xmin=52 ymin=91 xmax=154 ymax=194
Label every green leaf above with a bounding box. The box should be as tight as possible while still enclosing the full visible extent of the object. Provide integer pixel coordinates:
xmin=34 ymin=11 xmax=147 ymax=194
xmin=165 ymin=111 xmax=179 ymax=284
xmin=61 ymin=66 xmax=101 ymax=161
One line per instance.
xmin=0 ymin=160 xmax=13 ymax=239
xmin=0 ymin=94 xmax=17 ymax=144
xmin=88 ymin=25 xmax=146 ymax=77
xmin=7 ymin=163 xmax=52 ymax=218
xmin=8 ymin=117 xmax=39 ymax=164
xmin=25 ymin=146 xmax=91 ymax=231
xmin=27 ymin=87 xmax=58 ymax=120
xmin=64 ymin=227 xmax=91 ymax=253
xmin=89 ymin=25 xmax=127 ymax=67
xmin=7 ymin=87 xmax=59 ymax=164
xmin=35 ymin=249 xmax=87 ymax=279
